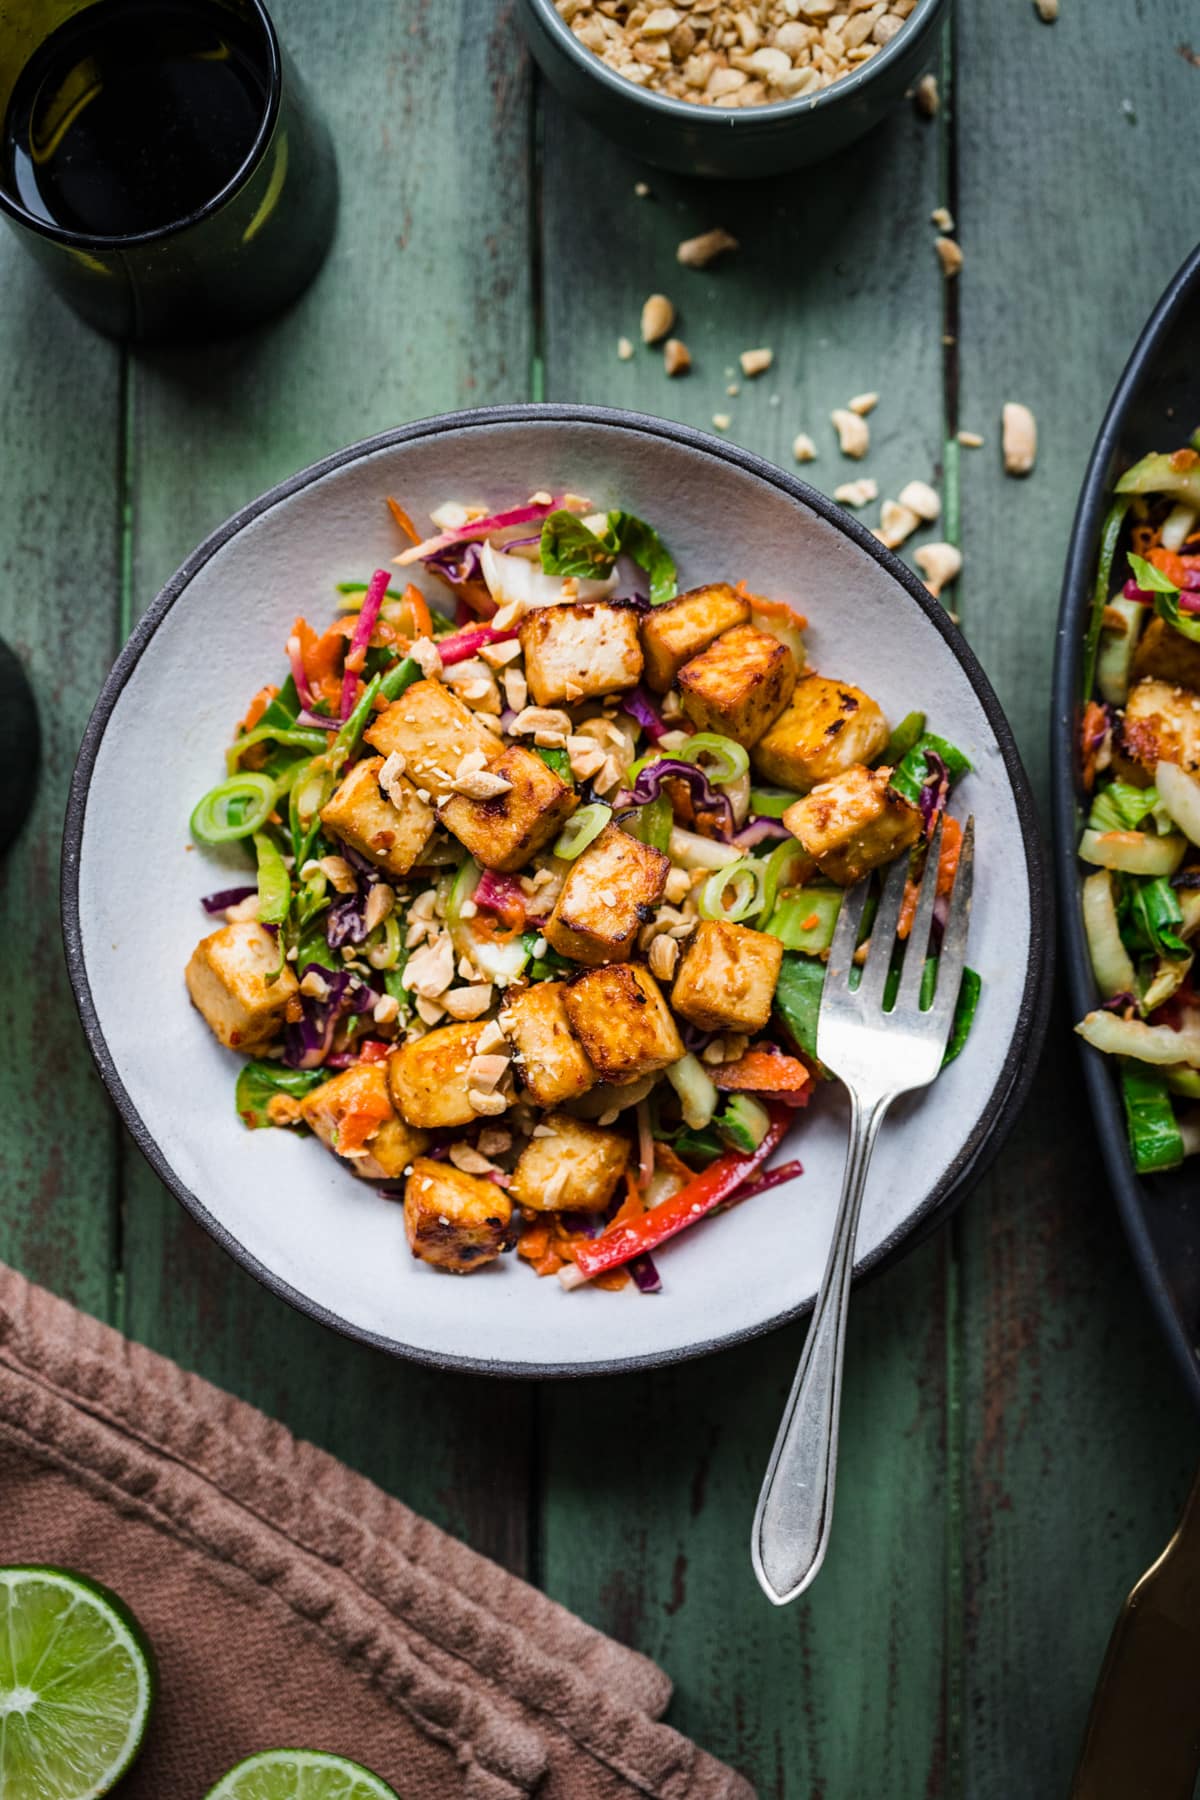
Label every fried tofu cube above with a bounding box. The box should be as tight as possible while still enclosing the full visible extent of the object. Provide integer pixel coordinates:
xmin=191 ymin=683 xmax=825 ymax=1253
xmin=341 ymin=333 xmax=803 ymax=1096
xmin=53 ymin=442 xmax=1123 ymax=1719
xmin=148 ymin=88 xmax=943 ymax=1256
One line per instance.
xmin=678 ymin=624 xmax=797 ymax=746
xmin=438 ymin=745 xmax=577 ymax=873
xmin=363 ymin=679 xmax=501 ymax=800
xmin=300 ymin=1062 xmax=428 ymax=1181
xmin=510 ymin=1112 xmax=630 ymax=1212
xmin=671 ymin=921 xmax=784 ymax=1033
xmin=388 ymin=1022 xmax=506 ymax=1129
xmin=1117 ymin=676 xmax=1200 ymax=780
xmin=498 ymin=980 xmax=597 ymax=1106
xmin=404 ymin=1157 xmax=515 ymax=1273
xmin=320 ymin=755 xmax=436 ymax=877
xmin=783 ymin=764 xmax=921 ymax=886
xmin=640 ymin=582 xmax=750 ymax=693
xmin=563 ymin=963 xmax=684 ymax=1082
xmin=1133 ymin=616 xmax=1200 ymax=692
xmin=185 ymin=922 xmax=297 ymax=1053
xmin=753 ymin=675 xmax=889 ymax=793
xmin=543 ymin=823 xmax=670 ymax=965
xmin=519 ymin=601 xmax=643 ymax=706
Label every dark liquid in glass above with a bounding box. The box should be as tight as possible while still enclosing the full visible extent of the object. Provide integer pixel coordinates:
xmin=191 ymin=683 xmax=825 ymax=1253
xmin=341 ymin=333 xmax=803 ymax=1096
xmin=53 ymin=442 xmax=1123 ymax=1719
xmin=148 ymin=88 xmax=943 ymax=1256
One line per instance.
xmin=3 ymin=0 xmax=270 ymax=238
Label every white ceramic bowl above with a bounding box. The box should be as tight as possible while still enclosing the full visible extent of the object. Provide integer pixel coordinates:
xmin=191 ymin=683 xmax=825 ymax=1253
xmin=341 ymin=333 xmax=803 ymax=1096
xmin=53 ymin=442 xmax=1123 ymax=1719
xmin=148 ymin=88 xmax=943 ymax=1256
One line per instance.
xmin=63 ymin=406 xmax=1049 ymax=1376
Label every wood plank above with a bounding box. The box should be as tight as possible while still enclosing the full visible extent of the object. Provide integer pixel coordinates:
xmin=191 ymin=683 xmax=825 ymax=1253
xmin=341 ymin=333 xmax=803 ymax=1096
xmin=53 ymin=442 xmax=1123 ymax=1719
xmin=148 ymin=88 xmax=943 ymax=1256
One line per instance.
xmin=538 ymin=80 xmax=953 ymax=1799
xmin=0 ymin=250 xmax=121 ymax=1320
xmin=954 ymin=0 xmax=1199 ymax=1791
xmin=118 ymin=0 xmax=537 ymax=1571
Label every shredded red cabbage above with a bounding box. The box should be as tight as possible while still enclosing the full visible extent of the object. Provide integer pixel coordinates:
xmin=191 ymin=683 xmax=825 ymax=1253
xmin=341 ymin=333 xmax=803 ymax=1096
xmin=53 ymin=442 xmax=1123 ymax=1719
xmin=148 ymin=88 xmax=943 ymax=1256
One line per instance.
xmin=426 ymin=539 xmax=485 ymax=589
xmin=295 ymin=710 xmax=339 ymax=731
xmin=1172 ymin=869 xmax=1200 ymax=888
xmin=632 ymin=759 xmax=734 ymax=834
xmin=918 ymin=751 xmax=950 ymax=833
xmin=629 ymin=1253 xmax=662 ymax=1294
xmin=340 ymin=568 xmax=389 ymax=720
xmin=733 ymin=817 xmax=792 ymax=848
xmin=1099 ymin=990 xmax=1138 ymax=1013
xmin=283 ymin=965 xmax=375 ymax=1069
xmin=474 ymin=870 xmax=526 ymax=919
xmin=200 ymin=884 xmax=256 ymax=915
xmin=324 ymin=840 xmax=388 ymax=948
xmin=620 ymin=685 xmax=668 ymax=742
xmin=396 ymin=498 xmax=564 ymax=568
xmin=734 ymin=1158 xmax=805 ymax=1203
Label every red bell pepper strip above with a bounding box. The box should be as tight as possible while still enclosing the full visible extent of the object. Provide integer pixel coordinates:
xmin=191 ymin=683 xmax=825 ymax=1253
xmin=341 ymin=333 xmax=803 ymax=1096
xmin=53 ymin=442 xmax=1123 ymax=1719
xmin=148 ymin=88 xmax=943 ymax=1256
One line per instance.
xmin=563 ymin=1104 xmax=792 ymax=1287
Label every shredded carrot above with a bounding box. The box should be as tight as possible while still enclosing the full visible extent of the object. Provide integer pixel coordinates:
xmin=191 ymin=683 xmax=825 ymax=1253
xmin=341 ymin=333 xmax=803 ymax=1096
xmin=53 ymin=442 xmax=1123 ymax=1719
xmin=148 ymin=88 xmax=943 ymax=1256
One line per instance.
xmin=1170 ymin=448 xmax=1199 ymax=472
xmin=240 ymin=683 xmax=278 ymax=733
xmin=334 ymin=1091 xmax=393 ymax=1158
xmin=292 ymin=615 xmax=347 ymax=710
xmin=654 ymin=1142 xmax=695 ymax=1185
xmin=714 ymin=1045 xmax=812 ymax=1098
xmin=898 ymin=814 xmax=964 ymax=937
xmin=800 ymin=911 xmax=820 ymax=932
xmin=387 ymin=496 xmax=420 ymax=544
xmin=405 ymin=582 xmax=433 ymax=639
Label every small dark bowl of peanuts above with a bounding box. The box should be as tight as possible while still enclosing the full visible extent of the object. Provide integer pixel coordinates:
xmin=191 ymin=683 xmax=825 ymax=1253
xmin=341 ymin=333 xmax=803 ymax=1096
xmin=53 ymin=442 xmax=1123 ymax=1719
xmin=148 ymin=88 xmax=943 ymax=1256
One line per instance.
xmin=518 ymin=0 xmax=949 ymax=177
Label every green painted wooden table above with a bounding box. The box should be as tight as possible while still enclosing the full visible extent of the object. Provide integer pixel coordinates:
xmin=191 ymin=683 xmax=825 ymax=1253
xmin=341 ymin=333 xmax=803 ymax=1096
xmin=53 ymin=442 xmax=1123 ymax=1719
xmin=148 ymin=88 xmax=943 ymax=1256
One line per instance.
xmin=2 ymin=3 xmax=1198 ymax=1793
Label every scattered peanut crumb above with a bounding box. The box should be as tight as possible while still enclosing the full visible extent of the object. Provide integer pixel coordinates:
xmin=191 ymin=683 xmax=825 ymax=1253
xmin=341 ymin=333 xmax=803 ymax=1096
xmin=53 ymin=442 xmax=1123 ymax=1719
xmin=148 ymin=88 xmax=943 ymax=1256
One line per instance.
xmin=641 ymin=293 xmax=675 ymax=344
xmin=792 ymin=433 xmax=817 ymax=464
xmin=726 ymin=382 xmax=740 ymax=396
xmin=958 ymin=430 xmax=984 ymax=448
xmin=1002 ymin=402 xmax=1038 ymax=475
xmin=914 ymin=541 xmax=962 ymax=597
xmin=831 ymin=408 xmax=870 ymax=458
xmin=876 ymin=499 xmax=921 ymax=549
xmin=712 ymin=413 xmax=732 ymax=431
xmin=897 ymin=479 xmax=941 ymax=521
xmin=664 ymin=337 xmax=691 ymax=376
xmin=740 ymin=347 xmax=773 ymax=377
xmin=617 ymin=335 xmax=634 ymax=361
xmin=677 ymin=227 xmax=738 ymax=268
xmin=1034 ymin=0 xmax=1057 ymax=18
xmin=834 ymin=478 xmax=878 ymax=508
xmin=931 ymin=206 xmax=954 ymax=231
xmin=634 ymin=181 xmax=651 ymax=197
xmin=935 ymin=236 xmax=963 ymax=277
xmin=914 ymin=73 xmax=939 ymax=116
xmin=848 ymin=391 xmax=878 ymax=417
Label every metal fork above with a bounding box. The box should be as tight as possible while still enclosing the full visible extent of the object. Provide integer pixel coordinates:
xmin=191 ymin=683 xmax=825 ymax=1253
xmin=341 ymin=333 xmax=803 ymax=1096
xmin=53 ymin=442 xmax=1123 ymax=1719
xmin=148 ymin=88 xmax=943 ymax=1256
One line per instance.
xmin=751 ymin=812 xmax=975 ymax=1606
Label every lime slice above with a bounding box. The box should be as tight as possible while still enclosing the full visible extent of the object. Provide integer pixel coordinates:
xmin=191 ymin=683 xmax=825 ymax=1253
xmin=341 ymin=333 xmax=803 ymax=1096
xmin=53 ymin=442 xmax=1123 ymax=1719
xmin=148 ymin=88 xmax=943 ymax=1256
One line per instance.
xmin=204 ymin=1750 xmax=400 ymax=1799
xmin=0 ymin=1564 xmax=155 ymax=1799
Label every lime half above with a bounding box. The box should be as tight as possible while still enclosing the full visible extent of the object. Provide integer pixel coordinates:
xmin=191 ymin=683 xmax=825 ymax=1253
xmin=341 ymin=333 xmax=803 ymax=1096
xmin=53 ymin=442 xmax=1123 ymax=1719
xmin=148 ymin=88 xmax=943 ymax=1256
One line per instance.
xmin=0 ymin=1565 xmax=155 ymax=1799
xmin=204 ymin=1750 xmax=400 ymax=1799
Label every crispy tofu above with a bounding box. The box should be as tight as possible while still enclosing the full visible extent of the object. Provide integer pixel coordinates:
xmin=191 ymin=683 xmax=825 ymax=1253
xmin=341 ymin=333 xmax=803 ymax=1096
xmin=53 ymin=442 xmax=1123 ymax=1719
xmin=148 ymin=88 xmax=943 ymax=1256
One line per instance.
xmin=499 ymin=980 xmax=597 ymax=1106
xmin=438 ymin=745 xmax=576 ymax=873
xmin=563 ymin=962 xmax=684 ymax=1082
xmin=640 ymin=582 xmax=750 ymax=693
xmin=543 ymin=823 xmax=669 ymax=965
xmin=404 ymin=1157 xmax=515 ymax=1273
xmin=783 ymin=764 xmax=921 ymax=886
xmin=388 ymin=1022 xmax=506 ymax=1129
xmin=185 ymin=922 xmax=297 ymax=1053
xmin=1117 ymin=676 xmax=1200 ymax=780
xmin=678 ymin=624 xmax=797 ymax=746
xmin=671 ymin=921 xmax=784 ymax=1033
xmin=320 ymin=755 xmax=436 ymax=877
xmin=1133 ymin=617 xmax=1200 ymax=692
xmin=363 ymin=679 xmax=501 ymax=800
xmin=753 ymin=674 xmax=889 ymax=793
xmin=510 ymin=1112 xmax=630 ymax=1212
xmin=300 ymin=1062 xmax=428 ymax=1181
xmin=519 ymin=601 xmax=643 ymax=706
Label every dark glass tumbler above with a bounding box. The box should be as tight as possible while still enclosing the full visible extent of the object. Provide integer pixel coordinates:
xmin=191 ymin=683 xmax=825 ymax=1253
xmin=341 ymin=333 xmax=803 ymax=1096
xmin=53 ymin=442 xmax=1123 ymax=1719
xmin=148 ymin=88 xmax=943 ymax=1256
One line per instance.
xmin=0 ymin=0 xmax=337 ymax=342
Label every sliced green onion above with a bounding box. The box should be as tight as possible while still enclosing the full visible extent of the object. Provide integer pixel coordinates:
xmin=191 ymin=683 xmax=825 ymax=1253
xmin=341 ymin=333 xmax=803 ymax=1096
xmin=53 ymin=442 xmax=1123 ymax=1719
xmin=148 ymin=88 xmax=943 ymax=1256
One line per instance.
xmin=554 ymin=803 xmax=611 ymax=860
xmin=289 ymin=756 xmax=336 ymax=865
xmin=367 ymin=912 xmax=404 ymax=971
xmin=226 ymin=724 xmax=330 ymax=774
xmin=191 ymin=773 xmax=277 ymax=845
xmin=765 ymin=885 xmax=842 ymax=953
xmin=699 ymin=857 xmax=765 ymax=922
xmin=760 ymin=839 xmax=810 ymax=924
xmin=1121 ymin=1063 xmax=1184 ymax=1173
xmin=253 ymin=832 xmax=291 ymax=926
xmin=679 ymin=732 xmax=749 ymax=785
xmin=881 ymin=711 xmax=926 ymax=765
xmin=750 ymin=786 xmax=802 ymax=819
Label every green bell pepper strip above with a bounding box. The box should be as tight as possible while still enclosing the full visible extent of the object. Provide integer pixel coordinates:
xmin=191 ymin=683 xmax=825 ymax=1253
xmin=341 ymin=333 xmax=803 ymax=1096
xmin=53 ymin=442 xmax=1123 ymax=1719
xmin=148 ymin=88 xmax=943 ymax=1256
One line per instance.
xmin=252 ymin=832 xmax=292 ymax=926
xmin=190 ymin=773 xmax=277 ymax=846
xmin=749 ymin=786 xmax=802 ymax=819
xmin=759 ymin=839 xmax=810 ymax=924
xmin=1081 ymin=495 xmax=1133 ymax=696
xmin=889 ymin=734 xmax=972 ymax=807
xmin=1121 ymin=1063 xmax=1185 ymax=1173
xmin=565 ymin=1104 xmax=791 ymax=1285
xmin=625 ymin=793 xmax=672 ymax=852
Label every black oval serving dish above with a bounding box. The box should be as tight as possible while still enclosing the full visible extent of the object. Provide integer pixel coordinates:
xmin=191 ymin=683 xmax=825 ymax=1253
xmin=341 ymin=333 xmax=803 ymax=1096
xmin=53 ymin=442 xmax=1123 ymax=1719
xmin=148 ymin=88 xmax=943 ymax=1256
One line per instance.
xmin=1053 ymin=244 xmax=1200 ymax=1412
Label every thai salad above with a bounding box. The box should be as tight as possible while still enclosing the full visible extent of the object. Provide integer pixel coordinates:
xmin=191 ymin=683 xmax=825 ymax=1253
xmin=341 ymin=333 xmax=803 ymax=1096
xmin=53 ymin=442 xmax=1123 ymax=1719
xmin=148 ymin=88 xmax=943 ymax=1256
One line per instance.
xmin=1076 ymin=441 xmax=1200 ymax=1175
xmin=185 ymin=489 xmax=979 ymax=1291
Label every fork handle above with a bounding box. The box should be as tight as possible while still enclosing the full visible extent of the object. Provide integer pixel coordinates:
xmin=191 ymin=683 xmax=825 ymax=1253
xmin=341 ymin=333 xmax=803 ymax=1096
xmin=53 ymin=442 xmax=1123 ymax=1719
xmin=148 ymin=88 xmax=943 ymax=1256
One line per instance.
xmin=751 ymin=1089 xmax=892 ymax=1605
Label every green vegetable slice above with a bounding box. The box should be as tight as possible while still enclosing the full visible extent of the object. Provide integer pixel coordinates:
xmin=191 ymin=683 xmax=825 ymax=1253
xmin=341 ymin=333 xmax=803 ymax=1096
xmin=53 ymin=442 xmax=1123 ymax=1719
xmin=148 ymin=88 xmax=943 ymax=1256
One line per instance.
xmin=236 ymin=1062 xmax=323 ymax=1129
xmin=749 ymin=786 xmax=802 ymax=819
xmin=554 ymin=802 xmax=611 ymax=860
xmin=0 ymin=1564 xmax=156 ymax=1799
xmin=1116 ymin=451 xmax=1200 ymax=510
xmin=773 ymin=951 xmax=827 ymax=1071
xmin=1121 ymin=1062 xmax=1184 ymax=1173
xmin=699 ymin=857 xmax=765 ymax=922
xmin=677 ymin=732 xmax=749 ymax=784
xmin=764 ymin=885 xmax=842 ymax=953
xmin=226 ymin=723 xmax=331 ymax=773
xmin=625 ymin=793 xmax=673 ymax=852
xmin=1087 ymin=781 xmax=1161 ymax=833
xmin=191 ymin=773 xmax=277 ymax=845
xmin=203 ymin=1748 xmax=400 ymax=1800
xmin=881 ymin=710 xmax=926 ymax=765
xmin=1082 ymin=495 xmax=1132 ymax=696
xmin=715 ymin=1093 xmax=770 ymax=1153
xmin=253 ymin=831 xmax=292 ymax=926
xmin=889 ymin=733 xmax=972 ymax=808
xmin=534 ymin=745 xmax=573 ymax=782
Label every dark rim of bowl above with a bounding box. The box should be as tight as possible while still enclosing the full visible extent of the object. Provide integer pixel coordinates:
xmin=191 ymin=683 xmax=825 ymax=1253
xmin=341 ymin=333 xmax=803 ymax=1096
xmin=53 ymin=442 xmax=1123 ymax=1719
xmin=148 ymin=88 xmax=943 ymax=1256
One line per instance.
xmin=524 ymin=0 xmax=944 ymax=128
xmin=62 ymin=403 xmax=1051 ymax=1380
xmin=0 ymin=0 xmax=282 ymax=251
xmin=1051 ymin=243 xmax=1200 ymax=1414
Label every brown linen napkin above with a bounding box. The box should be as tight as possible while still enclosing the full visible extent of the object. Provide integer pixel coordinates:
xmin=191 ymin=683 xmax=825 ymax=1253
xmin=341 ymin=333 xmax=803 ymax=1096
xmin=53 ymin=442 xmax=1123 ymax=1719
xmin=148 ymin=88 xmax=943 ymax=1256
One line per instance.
xmin=0 ymin=1262 xmax=754 ymax=1799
